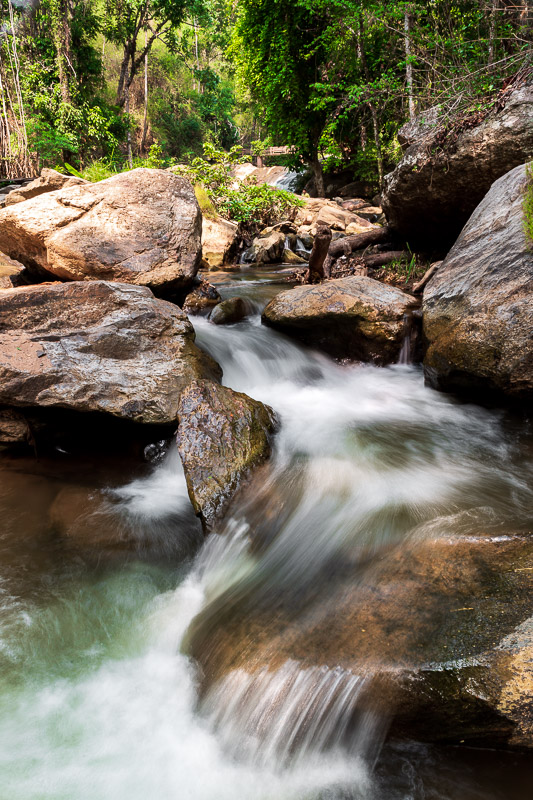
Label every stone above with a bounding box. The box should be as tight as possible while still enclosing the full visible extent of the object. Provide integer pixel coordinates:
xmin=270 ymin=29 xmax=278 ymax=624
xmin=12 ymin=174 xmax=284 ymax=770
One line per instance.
xmin=382 ymin=80 xmax=533 ymax=246
xmin=0 ymin=281 xmax=221 ymax=425
xmin=202 ymin=216 xmax=239 ymax=268
xmin=0 ymin=168 xmax=202 ymax=292
xmin=0 ymin=407 xmax=30 ymax=446
xmin=262 ymin=276 xmax=418 ymax=362
xmin=0 ymin=252 xmax=27 ymax=289
xmin=210 ymin=296 xmax=248 ymax=325
xmin=176 ymin=380 xmax=277 ymax=531
xmin=183 ymin=280 xmax=221 ymax=315
xmin=282 ymin=248 xmax=307 ymax=265
xmin=190 ymin=525 xmax=533 ymax=748
xmin=243 ymin=230 xmax=285 ymax=263
xmin=4 ymin=168 xmax=86 ymax=206
xmin=423 ymin=163 xmax=533 ymax=401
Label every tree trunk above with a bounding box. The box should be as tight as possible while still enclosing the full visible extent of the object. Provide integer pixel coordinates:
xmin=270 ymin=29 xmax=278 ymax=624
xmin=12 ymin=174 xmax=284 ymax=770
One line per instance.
xmin=327 ymin=226 xmax=392 ymax=259
xmin=116 ymin=47 xmax=131 ymax=108
xmin=125 ymin=79 xmax=133 ymax=169
xmin=55 ymin=0 xmax=72 ymax=103
xmin=310 ymin=156 xmax=325 ymax=197
xmin=488 ymin=1 xmax=499 ymax=66
xmin=404 ymin=8 xmax=415 ymax=120
xmin=308 ymin=223 xmax=332 ymax=282
xmin=141 ymin=32 xmax=149 ymax=153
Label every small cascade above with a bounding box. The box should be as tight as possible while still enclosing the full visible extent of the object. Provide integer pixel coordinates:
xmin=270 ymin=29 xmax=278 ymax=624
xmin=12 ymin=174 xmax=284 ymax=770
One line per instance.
xmin=203 ymin=660 xmax=386 ymax=768
xmin=398 ymin=313 xmax=413 ymax=364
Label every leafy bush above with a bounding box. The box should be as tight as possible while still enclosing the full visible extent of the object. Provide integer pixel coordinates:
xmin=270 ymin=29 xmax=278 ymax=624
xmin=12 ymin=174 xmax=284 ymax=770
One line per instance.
xmin=172 ymin=143 xmax=304 ymax=228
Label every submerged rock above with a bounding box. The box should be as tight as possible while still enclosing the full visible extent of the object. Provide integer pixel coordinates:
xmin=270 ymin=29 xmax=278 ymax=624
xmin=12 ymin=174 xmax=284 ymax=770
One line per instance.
xmin=423 ymin=163 xmax=533 ymax=401
xmin=382 ymin=80 xmax=533 ymax=246
xmin=262 ymin=276 xmax=418 ymax=363
xmin=176 ymin=380 xmax=277 ymax=531
xmin=0 ymin=281 xmax=221 ymax=426
xmin=210 ymin=296 xmax=248 ymax=325
xmin=0 ymin=168 xmax=202 ymax=292
xmin=4 ymin=167 xmax=87 ymax=206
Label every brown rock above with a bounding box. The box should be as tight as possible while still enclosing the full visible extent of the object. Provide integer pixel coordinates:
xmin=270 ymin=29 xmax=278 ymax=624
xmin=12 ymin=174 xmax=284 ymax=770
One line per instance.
xmin=423 ymin=163 xmax=533 ymax=401
xmin=202 ymin=216 xmax=239 ymax=268
xmin=0 ymin=252 xmax=27 ymax=289
xmin=4 ymin=168 xmax=87 ymax=206
xmin=243 ymin=230 xmax=285 ymax=264
xmin=262 ymin=276 xmax=418 ymax=362
xmin=176 ymin=380 xmax=277 ymax=530
xmin=210 ymin=296 xmax=248 ymax=325
xmin=0 ymin=281 xmax=221 ymax=425
xmin=183 ymin=280 xmax=221 ymax=315
xmin=0 ymin=168 xmax=202 ymax=292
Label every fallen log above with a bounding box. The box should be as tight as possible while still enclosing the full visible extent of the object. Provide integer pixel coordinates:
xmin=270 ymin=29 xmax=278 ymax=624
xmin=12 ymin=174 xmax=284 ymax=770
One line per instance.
xmin=361 ymin=251 xmax=409 ymax=269
xmin=327 ymin=226 xmax=392 ymax=259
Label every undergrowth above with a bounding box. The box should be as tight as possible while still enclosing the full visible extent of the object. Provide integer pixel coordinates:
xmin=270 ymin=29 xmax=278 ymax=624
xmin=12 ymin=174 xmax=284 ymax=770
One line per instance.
xmin=523 ymin=162 xmax=533 ymax=245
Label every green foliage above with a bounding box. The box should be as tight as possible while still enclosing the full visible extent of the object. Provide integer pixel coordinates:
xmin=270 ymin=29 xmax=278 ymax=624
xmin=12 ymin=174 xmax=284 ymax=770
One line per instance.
xmin=523 ymin=163 xmax=533 ymax=245
xmin=173 ymin=143 xmax=304 ymax=226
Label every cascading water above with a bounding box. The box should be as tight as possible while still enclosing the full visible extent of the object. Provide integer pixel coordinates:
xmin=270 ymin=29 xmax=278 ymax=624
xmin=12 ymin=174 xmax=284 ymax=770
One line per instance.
xmin=0 ymin=276 xmax=532 ymax=799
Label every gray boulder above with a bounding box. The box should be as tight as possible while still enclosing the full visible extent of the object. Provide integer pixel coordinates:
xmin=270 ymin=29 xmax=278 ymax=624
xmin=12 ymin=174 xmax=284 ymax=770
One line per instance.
xmin=177 ymin=380 xmax=277 ymax=531
xmin=382 ymin=80 xmax=533 ymax=246
xmin=0 ymin=281 xmax=221 ymax=425
xmin=423 ymin=163 xmax=533 ymax=401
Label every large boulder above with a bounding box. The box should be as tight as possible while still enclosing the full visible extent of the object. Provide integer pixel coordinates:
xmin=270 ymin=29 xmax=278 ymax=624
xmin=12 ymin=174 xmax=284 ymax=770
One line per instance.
xmin=0 ymin=168 xmax=202 ymax=292
xmin=201 ymin=216 xmax=239 ymax=268
xmin=382 ymin=80 xmax=533 ymax=247
xmin=4 ymin=168 xmax=86 ymax=206
xmin=262 ymin=277 xmax=418 ymax=362
xmin=176 ymin=380 xmax=277 ymax=531
xmin=423 ymin=163 xmax=533 ymax=401
xmin=0 ymin=281 xmax=221 ymax=425
xmin=190 ymin=525 xmax=533 ymax=749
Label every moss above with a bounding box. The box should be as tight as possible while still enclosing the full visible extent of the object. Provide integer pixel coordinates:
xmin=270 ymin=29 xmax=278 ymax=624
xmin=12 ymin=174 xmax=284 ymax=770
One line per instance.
xmin=522 ymin=161 xmax=533 ymax=245
xmin=194 ymin=183 xmax=218 ymax=221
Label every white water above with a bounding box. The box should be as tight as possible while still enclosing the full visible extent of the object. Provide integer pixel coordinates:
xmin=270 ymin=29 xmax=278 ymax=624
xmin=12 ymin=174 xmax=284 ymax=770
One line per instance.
xmin=0 ymin=304 xmax=531 ymax=799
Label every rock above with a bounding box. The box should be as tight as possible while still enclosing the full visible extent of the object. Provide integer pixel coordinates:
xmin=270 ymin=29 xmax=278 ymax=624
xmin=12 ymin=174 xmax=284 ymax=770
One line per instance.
xmin=176 ymin=380 xmax=277 ymax=530
xmin=183 ymin=280 xmax=221 ymax=315
xmin=297 ymin=197 xmax=378 ymax=234
xmin=423 ymin=163 xmax=533 ymax=401
xmin=0 ymin=407 xmax=30 ymax=446
xmin=0 ymin=281 xmax=221 ymax=425
xmin=210 ymin=296 xmax=248 ymax=325
xmin=341 ymin=199 xmax=368 ymax=212
xmin=190 ymin=524 xmax=533 ymax=748
xmin=243 ymin=230 xmax=285 ymax=263
xmin=202 ymin=216 xmax=239 ymax=268
xmin=262 ymin=276 xmax=418 ymax=362
xmin=354 ymin=206 xmax=382 ymax=221
xmin=0 ymin=252 xmax=27 ymax=289
xmin=382 ymin=80 xmax=533 ymax=246
xmin=4 ymin=168 xmax=86 ymax=206
xmin=345 ymin=220 xmax=374 ymax=235
xmin=282 ymin=248 xmax=307 ymax=265
xmin=0 ymin=168 xmax=202 ymax=292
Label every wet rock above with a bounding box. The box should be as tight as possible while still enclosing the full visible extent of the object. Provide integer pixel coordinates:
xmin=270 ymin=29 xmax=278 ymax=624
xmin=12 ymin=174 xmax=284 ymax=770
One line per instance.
xmin=176 ymin=380 xmax=277 ymax=531
xmin=201 ymin=216 xmax=239 ymax=268
xmin=243 ymin=230 xmax=285 ymax=264
xmin=382 ymin=80 xmax=533 ymax=246
xmin=210 ymin=296 xmax=248 ymax=325
xmin=0 ymin=281 xmax=221 ymax=425
xmin=0 ymin=168 xmax=202 ymax=292
xmin=0 ymin=407 xmax=30 ymax=446
xmin=4 ymin=168 xmax=87 ymax=206
xmin=262 ymin=276 xmax=418 ymax=363
xmin=282 ymin=249 xmax=307 ymax=265
xmin=189 ymin=522 xmax=533 ymax=748
xmin=423 ymin=163 xmax=533 ymax=402
xmin=183 ymin=280 xmax=221 ymax=315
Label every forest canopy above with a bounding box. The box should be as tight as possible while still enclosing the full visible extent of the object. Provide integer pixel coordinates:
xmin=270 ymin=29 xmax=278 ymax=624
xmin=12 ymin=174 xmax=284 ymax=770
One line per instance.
xmin=0 ymin=0 xmax=531 ymax=189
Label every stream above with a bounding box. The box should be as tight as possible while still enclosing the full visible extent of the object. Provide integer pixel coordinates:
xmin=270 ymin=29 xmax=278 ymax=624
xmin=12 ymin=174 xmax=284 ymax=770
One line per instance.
xmin=0 ymin=267 xmax=532 ymax=799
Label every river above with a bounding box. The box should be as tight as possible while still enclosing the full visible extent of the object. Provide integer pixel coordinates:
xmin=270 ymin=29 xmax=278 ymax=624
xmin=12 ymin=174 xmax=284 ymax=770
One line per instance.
xmin=0 ymin=267 xmax=532 ymax=799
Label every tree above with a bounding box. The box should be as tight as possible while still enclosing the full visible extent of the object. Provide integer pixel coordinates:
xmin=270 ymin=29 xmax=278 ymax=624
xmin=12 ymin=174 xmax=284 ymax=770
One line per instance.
xmin=104 ymin=0 xmax=191 ymax=109
xmin=231 ymin=0 xmax=330 ymax=195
